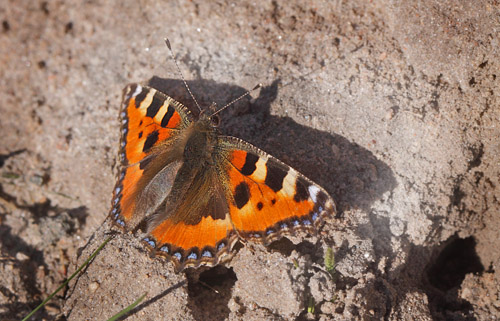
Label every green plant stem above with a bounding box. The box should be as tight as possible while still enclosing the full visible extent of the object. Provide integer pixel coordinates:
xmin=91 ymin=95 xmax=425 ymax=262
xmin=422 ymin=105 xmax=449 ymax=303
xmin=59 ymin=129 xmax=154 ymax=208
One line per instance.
xmin=106 ymin=293 xmax=147 ymax=321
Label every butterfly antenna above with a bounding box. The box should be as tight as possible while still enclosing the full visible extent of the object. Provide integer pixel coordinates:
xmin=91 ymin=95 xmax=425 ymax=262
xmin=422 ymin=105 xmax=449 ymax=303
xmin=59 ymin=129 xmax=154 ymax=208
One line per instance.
xmin=164 ymin=38 xmax=202 ymax=112
xmin=211 ymin=83 xmax=263 ymax=116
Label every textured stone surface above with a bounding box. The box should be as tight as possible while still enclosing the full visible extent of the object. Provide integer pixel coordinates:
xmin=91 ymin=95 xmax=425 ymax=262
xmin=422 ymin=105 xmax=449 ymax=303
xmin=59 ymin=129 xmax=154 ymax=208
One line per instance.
xmin=1 ymin=0 xmax=499 ymax=320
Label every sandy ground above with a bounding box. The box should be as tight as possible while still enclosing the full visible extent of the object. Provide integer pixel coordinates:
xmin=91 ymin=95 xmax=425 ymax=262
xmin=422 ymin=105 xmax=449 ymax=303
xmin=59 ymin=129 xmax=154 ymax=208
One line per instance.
xmin=1 ymin=0 xmax=499 ymax=320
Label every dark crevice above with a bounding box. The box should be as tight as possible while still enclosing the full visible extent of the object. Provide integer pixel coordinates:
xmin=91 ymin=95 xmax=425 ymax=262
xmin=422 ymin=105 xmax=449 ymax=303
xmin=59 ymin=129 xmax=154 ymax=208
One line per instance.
xmin=425 ymin=236 xmax=484 ymax=320
xmin=0 ymin=149 xmax=26 ymax=168
xmin=267 ymin=236 xmax=295 ymax=256
xmin=186 ymin=266 xmax=237 ymax=320
xmin=450 ymin=177 xmax=465 ymax=208
xmin=2 ymin=20 xmax=10 ymax=32
xmin=427 ymin=236 xmax=484 ymax=291
xmin=467 ymin=143 xmax=484 ymax=170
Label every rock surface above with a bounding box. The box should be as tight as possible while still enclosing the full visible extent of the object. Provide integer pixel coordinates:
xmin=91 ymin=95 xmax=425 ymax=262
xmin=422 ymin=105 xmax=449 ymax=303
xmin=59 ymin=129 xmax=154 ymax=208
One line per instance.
xmin=1 ymin=0 xmax=499 ymax=320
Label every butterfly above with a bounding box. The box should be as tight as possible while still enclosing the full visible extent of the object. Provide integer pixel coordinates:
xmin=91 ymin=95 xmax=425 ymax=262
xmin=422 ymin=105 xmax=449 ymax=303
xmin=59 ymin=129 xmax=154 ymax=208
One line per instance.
xmin=109 ymin=48 xmax=336 ymax=273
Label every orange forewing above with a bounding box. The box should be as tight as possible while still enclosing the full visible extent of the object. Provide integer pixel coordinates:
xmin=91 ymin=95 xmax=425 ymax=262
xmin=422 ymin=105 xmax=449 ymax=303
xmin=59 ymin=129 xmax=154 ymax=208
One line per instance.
xmin=117 ymin=164 xmax=141 ymax=222
xmin=110 ymin=84 xmax=190 ymax=227
xmin=122 ymin=88 xmax=184 ymax=165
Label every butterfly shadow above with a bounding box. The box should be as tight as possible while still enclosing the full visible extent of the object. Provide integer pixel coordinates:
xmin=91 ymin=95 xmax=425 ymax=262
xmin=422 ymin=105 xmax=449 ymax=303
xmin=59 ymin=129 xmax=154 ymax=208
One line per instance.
xmin=147 ymin=76 xmax=397 ymax=213
xmin=145 ymin=76 xmax=397 ymax=319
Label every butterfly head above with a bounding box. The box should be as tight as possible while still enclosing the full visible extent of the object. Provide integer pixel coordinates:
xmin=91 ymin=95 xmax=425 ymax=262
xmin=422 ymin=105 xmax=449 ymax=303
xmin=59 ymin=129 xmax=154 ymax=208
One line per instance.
xmin=198 ymin=102 xmax=221 ymax=128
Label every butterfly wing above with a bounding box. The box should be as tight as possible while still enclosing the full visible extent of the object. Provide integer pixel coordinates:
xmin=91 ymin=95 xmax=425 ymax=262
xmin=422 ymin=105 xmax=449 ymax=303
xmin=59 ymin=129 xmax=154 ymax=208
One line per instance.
xmin=109 ymin=84 xmax=193 ymax=229
xmin=219 ymin=137 xmax=336 ymax=243
xmin=143 ymin=135 xmax=335 ymax=272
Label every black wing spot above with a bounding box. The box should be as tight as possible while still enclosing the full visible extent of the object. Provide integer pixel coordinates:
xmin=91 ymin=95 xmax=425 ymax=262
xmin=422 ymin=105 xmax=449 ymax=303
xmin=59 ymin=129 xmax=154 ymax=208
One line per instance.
xmin=134 ymin=89 xmax=148 ymax=108
xmin=241 ymin=153 xmax=259 ymax=176
xmin=161 ymin=105 xmax=176 ymax=127
xmin=265 ymin=162 xmax=288 ymax=192
xmin=257 ymin=202 xmax=263 ymax=210
xmin=143 ymin=130 xmax=159 ymax=152
xmin=316 ymin=190 xmax=328 ymax=207
xmin=271 ymin=199 xmax=276 ymax=205
xmin=234 ymin=182 xmax=251 ymax=209
xmin=145 ymin=95 xmax=163 ymax=118
xmin=138 ymin=131 xmax=143 ymax=139
xmin=294 ymin=176 xmax=310 ymax=202
xmin=126 ymin=84 xmax=138 ymax=98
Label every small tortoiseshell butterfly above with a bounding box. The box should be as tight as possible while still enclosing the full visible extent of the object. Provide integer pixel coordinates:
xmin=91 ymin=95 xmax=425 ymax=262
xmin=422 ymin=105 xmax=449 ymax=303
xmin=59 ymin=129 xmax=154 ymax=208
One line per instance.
xmin=109 ymin=41 xmax=336 ymax=272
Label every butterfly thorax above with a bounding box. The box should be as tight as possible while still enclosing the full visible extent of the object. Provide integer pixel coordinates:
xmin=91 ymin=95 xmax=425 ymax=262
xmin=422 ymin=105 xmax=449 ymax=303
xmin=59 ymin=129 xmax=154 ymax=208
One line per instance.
xmin=182 ymin=113 xmax=219 ymax=167
xmin=161 ymin=112 xmax=228 ymax=227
